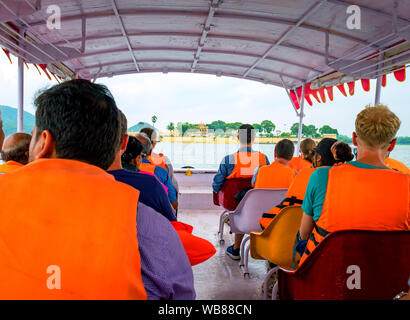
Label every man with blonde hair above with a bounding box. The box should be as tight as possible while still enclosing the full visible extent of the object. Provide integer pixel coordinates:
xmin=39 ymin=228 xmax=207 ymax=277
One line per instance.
xmin=298 ymin=104 xmax=409 ymax=265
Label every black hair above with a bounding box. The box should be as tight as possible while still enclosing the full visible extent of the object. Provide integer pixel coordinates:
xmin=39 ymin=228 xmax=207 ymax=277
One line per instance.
xmin=140 ymin=127 xmax=155 ymax=141
xmin=333 ymin=142 xmax=354 ymax=162
xmin=34 ymin=79 xmax=119 ymax=170
xmin=238 ymin=124 xmax=255 ymax=145
xmin=275 ymin=139 xmax=295 ymax=161
xmin=122 ymin=136 xmax=143 ymax=164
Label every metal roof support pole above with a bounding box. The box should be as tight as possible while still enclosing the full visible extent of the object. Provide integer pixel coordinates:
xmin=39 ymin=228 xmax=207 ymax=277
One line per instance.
xmin=374 ymin=51 xmax=383 ymax=105
xmin=296 ymin=83 xmax=306 ymax=156
xmin=17 ymin=57 xmax=24 ymax=132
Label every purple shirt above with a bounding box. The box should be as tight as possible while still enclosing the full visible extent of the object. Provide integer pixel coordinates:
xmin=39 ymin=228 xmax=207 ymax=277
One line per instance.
xmin=137 ymin=202 xmax=195 ymax=300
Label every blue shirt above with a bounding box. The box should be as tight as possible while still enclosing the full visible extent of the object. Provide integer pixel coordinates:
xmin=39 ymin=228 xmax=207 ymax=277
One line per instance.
xmin=108 ymin=169 xmax=176 ymax=222
xmin=302 ymin=161 xmax=387 ymax=221
xmin=137 ymin=202 xmax=195 ymax=300
xmin=142 ymin=158 xmax=177 ymax=203
xmin=212 ymin=146 xmax=270 ymax=193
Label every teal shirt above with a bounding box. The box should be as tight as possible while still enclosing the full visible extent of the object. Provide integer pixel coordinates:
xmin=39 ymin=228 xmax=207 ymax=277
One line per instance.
xmin=302 ymin=161 xmax=387 ymax=221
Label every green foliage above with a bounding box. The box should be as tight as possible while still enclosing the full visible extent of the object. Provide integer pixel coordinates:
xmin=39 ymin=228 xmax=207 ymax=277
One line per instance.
xmin=226 ymin=122 xmax=243 ymax=131
xmin=319 ymin=125 xmax=338 ymax=135
xmin=260 ymin=120 xmax=275 ymax=134
xmin=167 ymin=122 xmax=175 ymax=134
xmin=396 ymin=136 xmax=410 ymax=145
xmin=252 ymin=123 xmax=262 ymax=132
xmin=337 ymin=134 xmax=353 ymax=143
xmin=207 ymin=120 xmax=227 ymax=132
xmin=152 ymin=115 xmax=158 ymax=125
xmin=280 ymin=132 xmax=291 ymax=137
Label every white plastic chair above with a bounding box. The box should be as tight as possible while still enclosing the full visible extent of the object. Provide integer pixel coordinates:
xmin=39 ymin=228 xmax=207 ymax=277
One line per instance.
xmin=218 ymin=188 xmax=287 ymax=276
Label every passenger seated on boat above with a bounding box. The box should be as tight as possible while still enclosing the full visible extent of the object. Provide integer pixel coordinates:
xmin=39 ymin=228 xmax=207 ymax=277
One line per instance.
xmin=385 ymin=152 xmax=410 ymax=174
xmin=108 ymin=111 xmax=176 ymax=222
xmin=121 ymin=136 xmax=169 ymax=194
xmin=140 ymin=127 xmax=179 ymax=194
xmin=259 ymin=138 xmax=342 ymax=231
xmin=136 ymin=133 xmax=179 ymax=211
xmin=298 ymin=105 xmax=410 ymax=266
xmin=212 ymin=124 xmax=270 ymax=194
xmin=0 ymin=133 xmax=31 ymax=173
xmin=0 ymin=80 xmax=147 ymax=299
xmin=252 ymin=138 xmax=296 ymax=189
xmin=212 ymin=124 xmax=270 ymax=260
xmin=288 ymin=138 xmax=316 ymax=173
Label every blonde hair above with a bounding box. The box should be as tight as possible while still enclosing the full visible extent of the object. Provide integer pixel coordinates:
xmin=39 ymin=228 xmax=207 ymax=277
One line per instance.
xmin=300 ymin=138 xmax=316 ymax=163
xmin=355 ymin=104 xmax=401 ymax=148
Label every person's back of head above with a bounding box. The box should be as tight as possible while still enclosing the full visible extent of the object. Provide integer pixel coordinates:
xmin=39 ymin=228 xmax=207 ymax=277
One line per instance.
xmin=1 ymin=133 xmax=32 ymax=165
xmin=238 ymin=124 xmax=255 ymax=146
xmin=122 ymin=136 xmax=144 ymax=166
xmin=140 ymin=127 xmax=159 ymax=142
xmin=331 ymin=141 xmax=354 ymax=162
xmin=355 ymin=104 xmax=401 ymax=150
xmin=300 ymin=138 xmax=316 ymax=163
xmin=275 ymin=139 xmax=294 ymax=161
xmin=312 ymin=138 xmax=338 ymax=167
xmin=31 ymin=79 xmax=120 ymax=170
xmin=136 ymin=133 xmax=152 ymax=158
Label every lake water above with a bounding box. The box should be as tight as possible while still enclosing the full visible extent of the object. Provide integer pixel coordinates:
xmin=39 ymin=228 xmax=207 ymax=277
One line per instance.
xmin=156 ymin=142 xmax=410 ymax=170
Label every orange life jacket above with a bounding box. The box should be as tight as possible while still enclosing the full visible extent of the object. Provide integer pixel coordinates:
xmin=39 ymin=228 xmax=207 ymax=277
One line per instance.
xmin=259 ymin=167 xmax=316 ymax=229
xmin=0 ymin=159 xmax=147 ymax=300
xmin=148 ymin=153 xmax=167 ymax=170
xmin=0 ymin=160 xmax=24 ymax=173
xmin=139 ymin=161 xmax=157 ymax=175
xmin=171 ymin=221 xmax=216 ymax=266
xmin=299 ymin=163 xmax=410 ymax=266
xmin=254 ymin=161 xmax=296 ymax=189
xmin=226 ymin=151 xmax=267 ymax=179
xmin=288 ymin=156 xmax=312 ymax=173
xmin=385 ymin=157 xmax=410 ymax=175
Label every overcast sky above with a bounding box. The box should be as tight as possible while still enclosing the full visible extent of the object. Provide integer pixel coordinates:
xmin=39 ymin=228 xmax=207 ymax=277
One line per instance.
xmin=1 ymin=53 xmax=409 ymax=136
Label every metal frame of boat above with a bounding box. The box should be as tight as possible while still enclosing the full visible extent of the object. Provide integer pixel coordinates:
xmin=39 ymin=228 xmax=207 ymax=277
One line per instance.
xmin=0 ymin=0 xmax=409 ymax=153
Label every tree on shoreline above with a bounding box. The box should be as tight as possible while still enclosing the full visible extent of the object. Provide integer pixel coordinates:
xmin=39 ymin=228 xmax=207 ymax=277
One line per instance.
xmin=167 ymin=122 xmax=175 ymax=136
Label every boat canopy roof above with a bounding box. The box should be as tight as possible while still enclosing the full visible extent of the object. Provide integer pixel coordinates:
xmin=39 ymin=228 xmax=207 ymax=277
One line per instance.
xmin=0 ymin=0 xmax=409 ymax=106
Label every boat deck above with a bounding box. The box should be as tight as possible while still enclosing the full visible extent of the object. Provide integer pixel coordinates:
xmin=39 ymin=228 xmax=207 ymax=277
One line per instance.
xmin=179 ymin=209 xmax=266 ymax=300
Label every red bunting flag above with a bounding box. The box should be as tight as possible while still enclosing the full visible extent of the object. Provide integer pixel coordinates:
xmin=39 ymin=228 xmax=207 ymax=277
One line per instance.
xmin=325 ymin=86 xmax=334 ymax=101
xmin=347 ymin=81 xmax=355 ymax=96
xmin=361 ymin=79 xmax=370 ymax=92
xmin=2 ymin=48 xmax=12 ymax=64
xmin=336 ymin=84 xmax=347 ymax=97
xmin=394 ymin=67 xmax=406 ymax=82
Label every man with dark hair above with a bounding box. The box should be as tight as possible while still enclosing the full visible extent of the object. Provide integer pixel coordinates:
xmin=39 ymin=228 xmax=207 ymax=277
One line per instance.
xmin=0 ymin=133 xmax=31 ymax=173
xmin=212 ymin=124 xmax=270 ymax=260
xmin=136 ymin=133 xmax=178 ymax=210
xmin=107 ymin=110 xmax=195 ymax=300
xmin=252 ymin=138 xmax=296 ymax=188
xmin=0 ymin=80 xmax=147 ymax=299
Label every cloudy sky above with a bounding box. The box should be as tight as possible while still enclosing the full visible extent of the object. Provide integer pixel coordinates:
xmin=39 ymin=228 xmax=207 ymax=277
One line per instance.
xmin=1 ymin=52 xmax=409 ymax=136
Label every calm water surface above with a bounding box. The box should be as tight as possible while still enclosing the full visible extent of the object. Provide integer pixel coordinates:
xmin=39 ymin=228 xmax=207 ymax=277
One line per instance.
xmin=156 ymin=142 xmax=410 ymax=170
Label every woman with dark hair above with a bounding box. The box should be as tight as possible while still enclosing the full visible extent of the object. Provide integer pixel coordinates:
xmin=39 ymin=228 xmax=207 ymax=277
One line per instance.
xmin=121 ymin=136 xmax=143 ymax=171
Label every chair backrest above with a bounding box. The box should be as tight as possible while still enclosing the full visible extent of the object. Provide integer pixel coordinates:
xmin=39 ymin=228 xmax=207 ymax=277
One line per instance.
xmin=278 ymin=230 xmax=410 ymax=300
xmin=229 ymin=188 xmax=287 ymax=234
xmin=214 ymin=178 xmax=252 ymax=211
xmin=250 ymin=206 xmax=303 ymax=269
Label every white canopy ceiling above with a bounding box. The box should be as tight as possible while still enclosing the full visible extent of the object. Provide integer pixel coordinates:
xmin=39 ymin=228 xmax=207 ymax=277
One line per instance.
xmin=0 ymin=0 xmax=409 ymax=89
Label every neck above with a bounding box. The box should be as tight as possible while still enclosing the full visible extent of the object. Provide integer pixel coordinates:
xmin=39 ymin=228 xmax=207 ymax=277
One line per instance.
xmin=356 ymin=146 xmax=388 ymax=167
xmin=240 ymin=144 xmax=252 ymax=149
xmin=275 ymin=158 xmax=289 ymax=166
xmin=107 ymin=152 xmax=123 ymax=171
